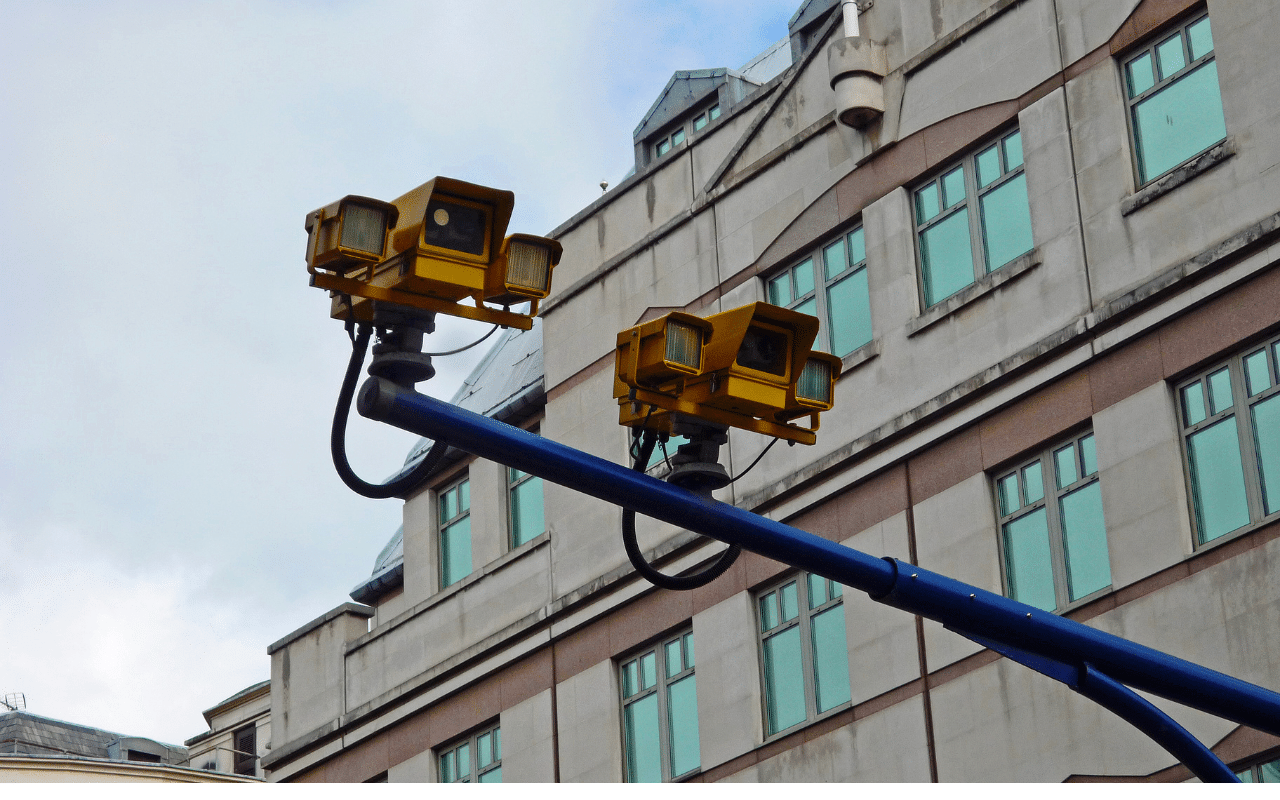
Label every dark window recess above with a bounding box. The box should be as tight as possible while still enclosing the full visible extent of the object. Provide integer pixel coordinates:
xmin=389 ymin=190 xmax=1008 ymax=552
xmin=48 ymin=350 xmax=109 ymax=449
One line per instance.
xmin=126 ymin=749 xmax=162 ymax=763
xmin=233 ymin=724 xmax=257 ymax=776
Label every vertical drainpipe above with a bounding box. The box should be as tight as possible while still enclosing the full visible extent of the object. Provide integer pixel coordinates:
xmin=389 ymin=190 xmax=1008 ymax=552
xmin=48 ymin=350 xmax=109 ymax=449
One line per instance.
xmin=841 ymin=0 xmax=861 ymax=36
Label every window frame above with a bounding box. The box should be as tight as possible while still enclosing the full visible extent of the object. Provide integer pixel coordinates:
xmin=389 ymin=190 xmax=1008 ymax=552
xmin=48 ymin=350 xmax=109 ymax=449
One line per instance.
xmin=994 ymin=430 xmax=1111 ymax=613
xmin=618 ymin=628 xmax=700 ymax=782
xmin=507 ymin=427 xmax=545 ymax=549
xmin=1175 ymin=332 xmax=1280 ymax=547
xmin=1234 ymin=751 xmax=1280 ymax=783
xmin=437 ymin=474 xmax=472 ymax=588
xmin=765 ymin=224 xmax=872 ymax=358
xmin=437 ymin=722 xmax=502 ymax=783
xmin=912 ymin=128 xmax=1032 ymax=309
xmin=755 ymin=572 xmax=851 ymax=738
xmin=652 ymin=100 xmax=722 ymax=160
xmin=1122 ymin=11 xmax=1226 ymax=187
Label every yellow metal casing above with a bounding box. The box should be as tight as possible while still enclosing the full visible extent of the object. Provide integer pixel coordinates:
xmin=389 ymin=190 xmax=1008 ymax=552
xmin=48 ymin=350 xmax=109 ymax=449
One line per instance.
xmin=613 ymin=302 xmax=835 ymax=445
xmin=378 ymin=177 xmax=514 ymax=304
xmin=613 ymin=312 xmax=714 ymax=400
xmin=304 ymin=195 xmax=399 ymax=274
xmin=306 ymin=177 xmax=560 ymax=330
xmin=486 ymin=233 xmax=564 ymax=306
xmin=781 ymin=351 xmax=844 ymax=419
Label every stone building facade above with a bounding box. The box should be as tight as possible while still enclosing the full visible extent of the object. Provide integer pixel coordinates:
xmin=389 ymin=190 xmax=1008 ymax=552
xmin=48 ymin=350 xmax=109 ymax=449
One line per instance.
xmin=262 ymin=0 xmax=1280 ymax=782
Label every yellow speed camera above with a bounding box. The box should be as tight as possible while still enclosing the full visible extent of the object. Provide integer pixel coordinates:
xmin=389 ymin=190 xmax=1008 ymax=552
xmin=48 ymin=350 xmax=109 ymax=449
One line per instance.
xmin=306 ymin=177 xmax=562 ymax=329
xmin=614 ymin=303 xmax=843 ymax=445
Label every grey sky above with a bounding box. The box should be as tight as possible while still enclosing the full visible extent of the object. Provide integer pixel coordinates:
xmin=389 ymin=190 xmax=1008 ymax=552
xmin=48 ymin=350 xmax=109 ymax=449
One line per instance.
xmin=0 ymin=0 xmax=798 ymax=746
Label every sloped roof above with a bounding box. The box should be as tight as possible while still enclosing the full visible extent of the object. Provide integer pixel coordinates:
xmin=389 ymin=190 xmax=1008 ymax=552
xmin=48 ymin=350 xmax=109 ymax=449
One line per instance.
xmin=0 ymin=710 xmax=185 ymax=764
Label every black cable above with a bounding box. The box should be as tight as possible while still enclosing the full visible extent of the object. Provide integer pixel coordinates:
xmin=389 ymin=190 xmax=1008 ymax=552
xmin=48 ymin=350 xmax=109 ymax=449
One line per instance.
xmin=725 ymin=437 xmax=779 ymax=485
xmin=422 ymin=324 xmax=500 ymax=356
xmin=621 ymin=428 xmax=741 ymax=591
xmin=331 ymin=324 xmax=447 ymax=499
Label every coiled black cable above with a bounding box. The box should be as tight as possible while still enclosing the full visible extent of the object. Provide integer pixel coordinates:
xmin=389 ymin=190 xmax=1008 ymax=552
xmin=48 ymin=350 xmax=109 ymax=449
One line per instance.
xmin=330 ymin=324 xmax=447 ymax=498
xmin=621 ymin=428 xmax=741 ymax=590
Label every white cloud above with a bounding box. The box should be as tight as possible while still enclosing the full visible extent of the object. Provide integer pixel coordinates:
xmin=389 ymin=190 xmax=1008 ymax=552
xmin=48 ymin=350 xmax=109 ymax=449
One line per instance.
xmin=0 ymin=0 xmax=798 ymax=747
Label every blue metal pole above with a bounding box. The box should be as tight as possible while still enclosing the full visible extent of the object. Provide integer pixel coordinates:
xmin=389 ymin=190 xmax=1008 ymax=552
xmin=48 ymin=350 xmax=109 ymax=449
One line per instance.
xmin=358 ymin=378 xmax=1280 ymax=746
xmin=1076 ymin=665 xmax=1240 ymax=782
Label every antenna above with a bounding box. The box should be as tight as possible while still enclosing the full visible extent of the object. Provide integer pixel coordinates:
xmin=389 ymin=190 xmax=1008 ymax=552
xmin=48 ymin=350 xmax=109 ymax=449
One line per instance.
xmin=2 ymin=692 xmax=26 ymax=711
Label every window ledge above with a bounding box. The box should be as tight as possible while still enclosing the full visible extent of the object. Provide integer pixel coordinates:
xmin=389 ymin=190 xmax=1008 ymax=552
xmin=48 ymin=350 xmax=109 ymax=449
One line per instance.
xmin=907 ymin=249 xmax=1041 ymax=337
xmin=838 ymin=339 xmax=880 ymax=376
xmin=1192 ymin=510 xmax=1280 ymax=558
xmin=1120 ymin=138 xmax=1235 ymax=217
xmin=350 ymin=531 xmax=552 ymax=651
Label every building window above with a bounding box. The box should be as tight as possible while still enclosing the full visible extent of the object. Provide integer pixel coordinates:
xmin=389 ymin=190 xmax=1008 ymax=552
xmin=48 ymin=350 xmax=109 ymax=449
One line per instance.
xmin=439 ymin=476 xmax=471 ymax=588
xmin=508 ymin=465 xmax=544 ymax=547
xmin=995 ymin=431 xmax=1111 ymax=613
xmin=913 ymin=130 xmax=1032 ymax=307
xmin=620 ymin=630 xmax=699 ymax=782
xmin=654 ymin=102 xmax=720 ymax=159
xmin=1236 ymin=753 xmax=1280 ymax=782
xmin=1123 ymin=13 xmax=1226 ymax=186
xmin=757 ymin=573 xmax=851 ymax=737
xmin=767 ymin=225 xmax=871 ymax=357
xmin=654 ymin=126 xmax=685 ymax=158
xmin=1176 ymin=334 xmax=1280 ymax=545
xmin=438 ymin=724 xmax=501 ymax=783
xmin=232 ymin=724 xmax=256 ymax=776
xmin=692 ymin=103 xmax=720 ymax=132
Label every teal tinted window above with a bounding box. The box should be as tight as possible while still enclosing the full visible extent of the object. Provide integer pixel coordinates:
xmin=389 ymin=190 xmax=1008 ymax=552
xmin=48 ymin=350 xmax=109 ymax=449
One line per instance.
xmin=759 ymin=573 xmax=850 ymax=736
xmin=1080 ymin=433 xmax=1098 ymax=477
xmin=1022 ymin=461 xmax=1044 ymax=504
xmin=1003 ymin=131 xmax=1023 ymax=170
xmin=916 ymin=183 xmax=940 ymax=224
xmin=827 ymin=267 xmax=872 ymax=356
xmin=1187 ymin=417 xmax=1250 ymax=542
xmin=920 ymin=209 xmax=975 ymax=306
xmin=1127 ymin=16 xmax=1226 ymax=185
xmin=667 ymin=675 xmax=700 ymax=778
xmin=440 ymin=725 xmax=500 ymax=783
xmin=763 ymin=625 xmax=806 ymax=735
xmin=439 ymin=476 xmax=472 ymax=588
xmin=768 ymin=225 xmax=871 ymax=358
xmin=916 ymin=129 xmax=1032 ymax=307
xmin=624 ymin=694 xmax=661 ymax=782
xmin=440 ymin=516 xmax=471 ymax=587
xmin=1155 ymin=33 xmax=1186 ymax=78
xmin=996 ymin=430 xmax=1111 ymax=611
xmin=1252 ymin=395 xmax=1280 ymax=515
xmin=976 ymin=144 xmax=1001 ymax=189
xmin=1245 ymin=349 xmax=1272 ymax=397
xmin=621 ymin=630 xmax=700 ymax=782
xmin=1003 ymin=508 xmax=1056 ymax=612
xmin=810 ymin=605 xmax=851 ymax=713
xmin=998 ymin=473 xmax=1020 ymax=516
xmin=793 ymin=257 xmax=815 ymax=298
xmin=822 ymin=239 xmax=846 ymax=282
xmin=1127 ymin=52 xmax=1155 ymax=98
xmin=980 ymin=173 xmax=1033 ymax=272
xmin=1183 ymin=381 xmax=1207 ymax=425
xmin=1208 ymin=367 xmax=1233 ymax=413
xmin=1179 ymin=336 xmax=1280 ymax=544
xmin=768 ymin=271 xmax=792 ymax=305
xmin=1060 ymin=482 xmax=1111 ymax=600
xmin=1055 ymin=442 xmax=1078 ymax=489
xmin=509 ymin=466 xmax=544 ymax=547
